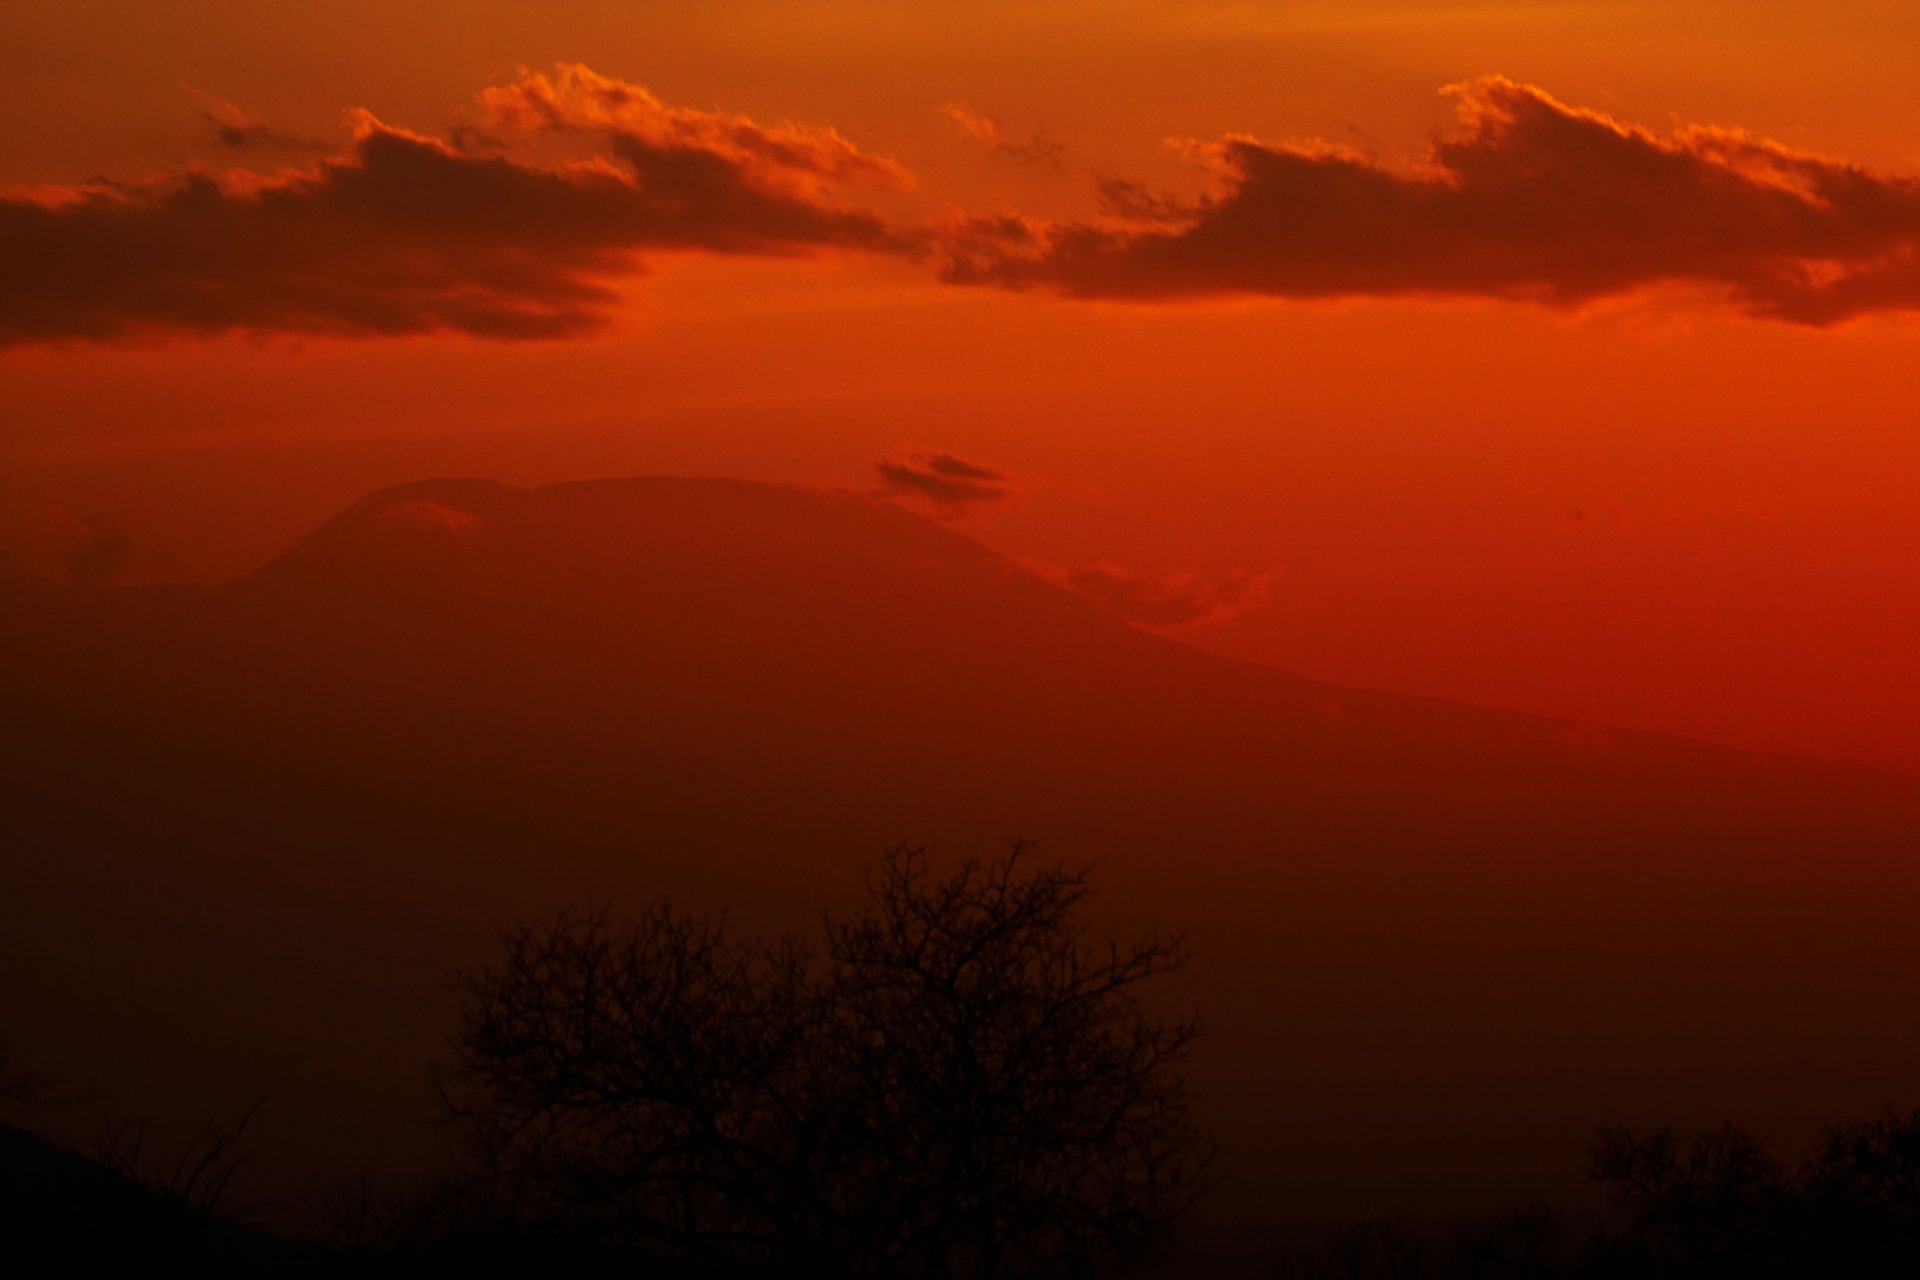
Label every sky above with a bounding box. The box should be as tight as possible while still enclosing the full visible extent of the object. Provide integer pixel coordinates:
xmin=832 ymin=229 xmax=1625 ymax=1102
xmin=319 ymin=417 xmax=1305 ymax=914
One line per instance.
xmin=4 ymin=0 xmax=1919 ymax=774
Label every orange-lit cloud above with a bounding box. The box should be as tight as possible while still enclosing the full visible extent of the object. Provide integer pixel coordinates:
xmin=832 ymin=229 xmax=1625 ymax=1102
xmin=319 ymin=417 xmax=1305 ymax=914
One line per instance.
xmin=945 ymin=76 xmax=1920 ymax=325
xmin=0 ymin=66 xmax=907 ymax=348
xmin=1034 ymin=560 xmax=1278 ymax=629
xmin=873 ymin=451 xmax=1016 ymax=512
xmin=477 ymin=64 xmax=913 ymax=194
xmin=23 ymin=68 xmax=1920 ymax=349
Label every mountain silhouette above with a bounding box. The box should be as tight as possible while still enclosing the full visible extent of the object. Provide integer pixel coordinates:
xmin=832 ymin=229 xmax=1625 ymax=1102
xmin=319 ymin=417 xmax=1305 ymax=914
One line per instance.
xmin=4 ymin=477 xmax=1918 ymax=1220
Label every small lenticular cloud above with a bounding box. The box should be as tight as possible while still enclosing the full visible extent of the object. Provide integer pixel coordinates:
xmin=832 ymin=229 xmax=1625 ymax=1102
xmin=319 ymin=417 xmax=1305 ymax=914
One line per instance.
xmin=874 ymin=451 xmax=1015 ymax=512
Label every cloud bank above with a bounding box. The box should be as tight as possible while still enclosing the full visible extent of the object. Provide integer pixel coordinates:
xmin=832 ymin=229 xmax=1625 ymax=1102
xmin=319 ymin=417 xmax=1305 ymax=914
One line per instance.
xmin=16 ymin=71 xmax=1920 ymax=349
xmin=0 ymin=65 xmax=908 ymax=347
xmin=943 ymin=76 xmax=1920 ymax=325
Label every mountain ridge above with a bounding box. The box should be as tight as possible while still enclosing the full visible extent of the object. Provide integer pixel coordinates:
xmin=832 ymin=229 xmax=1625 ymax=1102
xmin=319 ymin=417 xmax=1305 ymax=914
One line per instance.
xmin=39 ymin=472 xmax=1911 ymax=788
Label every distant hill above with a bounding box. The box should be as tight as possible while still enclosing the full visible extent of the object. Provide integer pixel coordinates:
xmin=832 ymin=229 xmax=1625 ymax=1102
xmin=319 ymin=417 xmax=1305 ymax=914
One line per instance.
xmin=4 ymin=476 xmax=1919 ymax=1221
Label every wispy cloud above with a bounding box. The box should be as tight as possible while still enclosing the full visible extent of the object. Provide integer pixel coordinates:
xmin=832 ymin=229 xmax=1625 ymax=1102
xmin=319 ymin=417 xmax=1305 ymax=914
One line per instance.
xmin=1032 ymin=560 xmax=1278 ymax=628
xmin=940 ymin=103 xmax=1065 ymax=169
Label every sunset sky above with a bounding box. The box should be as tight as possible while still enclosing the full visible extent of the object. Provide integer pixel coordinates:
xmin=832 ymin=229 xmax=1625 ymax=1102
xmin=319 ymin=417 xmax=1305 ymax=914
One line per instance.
xmin=5 ymin=0 xmax=1919 ymax=774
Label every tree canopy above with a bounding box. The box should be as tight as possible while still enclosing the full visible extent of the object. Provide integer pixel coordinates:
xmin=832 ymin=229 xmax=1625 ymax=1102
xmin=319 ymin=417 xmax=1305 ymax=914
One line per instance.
xmin=435 ymin=843 xmax=1212 ymax=1277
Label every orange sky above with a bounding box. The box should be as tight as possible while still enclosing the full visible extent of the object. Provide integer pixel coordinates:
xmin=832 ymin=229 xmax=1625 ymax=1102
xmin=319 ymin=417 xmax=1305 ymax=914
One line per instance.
xmin=4 ymin=0 xmax=1920 ymax=773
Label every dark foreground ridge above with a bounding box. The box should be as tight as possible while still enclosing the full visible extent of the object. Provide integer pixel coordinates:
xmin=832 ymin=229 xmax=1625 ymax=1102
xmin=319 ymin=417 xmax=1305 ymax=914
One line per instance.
xmin=0 ymin=1121 xmax=309 ymax=1270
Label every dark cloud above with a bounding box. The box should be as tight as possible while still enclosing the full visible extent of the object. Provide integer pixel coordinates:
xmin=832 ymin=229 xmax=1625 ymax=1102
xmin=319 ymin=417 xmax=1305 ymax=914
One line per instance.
xmin=1037 ymin=561 xmax=1277 ymax=628
xmin=0 ymin=511 xmax=138 ymax=586
xmin=208 ymin=118 xmax=324 ymax=152
xmin=0 ymin=65 xmax=909 ymax=348
xmin=190 ymin=90 xmax=326 ymax=152
xmin=873 ymin=452 xmax=1015 ymax=511
xmin=942 ymin=77 xmax=1920 ymax=325
xmin=54 ymin=514 xmax=133 ymax=587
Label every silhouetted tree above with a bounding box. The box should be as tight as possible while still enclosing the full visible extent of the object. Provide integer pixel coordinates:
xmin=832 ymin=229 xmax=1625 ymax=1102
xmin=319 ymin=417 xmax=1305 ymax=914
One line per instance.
xmin=1582 ymin=1117 xmax=1920 ymax=1277
xmin=435 ymin=843 xmax=1211 ymax=1276
xmin=1799 ymin=1111 xmax=1920 ymax=1276
xmin=818 ymin=846 xmax=1210 ymax=1276
xmin=1587 ymin=1122 xmax=1794 ymax=1273
xmin=435 ymin=902 xmax=822 ymax=1269
xmin=1269 ymin=1114 xmax=1920 ymax=1279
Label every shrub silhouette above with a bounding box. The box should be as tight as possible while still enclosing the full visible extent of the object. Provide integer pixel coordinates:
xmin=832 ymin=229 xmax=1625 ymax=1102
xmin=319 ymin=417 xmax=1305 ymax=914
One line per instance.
xmin=1586 ymin=1122 xmax=1795 ymax=1274
xmin=93 ymin=1096 xmax=268 ymax=1218
xmin=1273 ymin=1115 xmax=1920 ymax=1278
xmin=433 ymin=843 xmax=1212 ymax=1276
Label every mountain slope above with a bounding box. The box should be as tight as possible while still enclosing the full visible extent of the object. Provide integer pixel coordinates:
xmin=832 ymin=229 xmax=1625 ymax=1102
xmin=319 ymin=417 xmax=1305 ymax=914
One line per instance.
xmin=4 ymin=476 xmax=1918 ymax=1220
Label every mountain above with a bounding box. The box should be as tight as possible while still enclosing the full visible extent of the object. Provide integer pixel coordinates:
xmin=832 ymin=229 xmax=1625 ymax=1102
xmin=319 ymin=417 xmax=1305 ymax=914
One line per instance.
xmin=4 ymin=476 xmax=1918 ymax=1222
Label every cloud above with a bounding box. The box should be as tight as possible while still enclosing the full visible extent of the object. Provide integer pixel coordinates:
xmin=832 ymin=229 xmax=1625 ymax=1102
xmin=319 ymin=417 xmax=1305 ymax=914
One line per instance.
xmin=188 ymin=88 xmax=326 ymax=152
xmin=0 ymin=65 xmax=909 ymax=348
xmin=479 ymin=65 xmax=913 ymax=193
xmin=58 ymin=515 xmax=134 ymax=586
xmin=1035 ymin=561 xmax=1277 ymax=628
xmin=0 ymin=512 xmax=136 ymax=586
xmin=873 ymin=451 xmax=1015 ymax=511
xmin=940 ymin=103 xmax=1065 ymax=169
xmin=942 ymin=76 xmax=1920 ymax=325
xmin=29 ymin=70 xmax=1920 ymax=341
